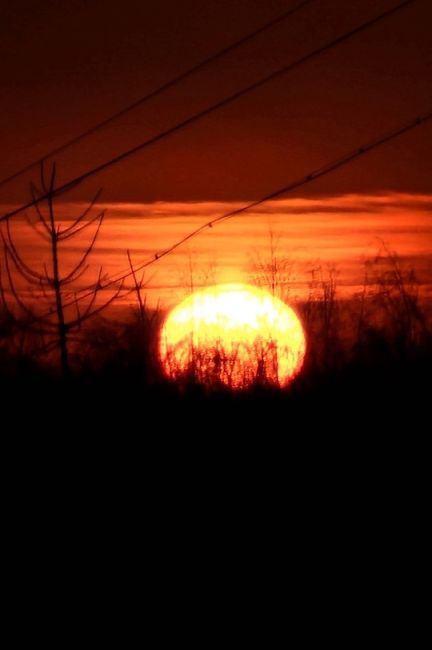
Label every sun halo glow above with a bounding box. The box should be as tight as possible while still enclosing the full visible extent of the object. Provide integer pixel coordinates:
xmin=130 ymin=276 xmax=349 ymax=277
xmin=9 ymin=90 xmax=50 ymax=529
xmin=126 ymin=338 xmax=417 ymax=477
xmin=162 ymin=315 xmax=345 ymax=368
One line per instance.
xmin=159 ymin=283 xmax=306 ymax=389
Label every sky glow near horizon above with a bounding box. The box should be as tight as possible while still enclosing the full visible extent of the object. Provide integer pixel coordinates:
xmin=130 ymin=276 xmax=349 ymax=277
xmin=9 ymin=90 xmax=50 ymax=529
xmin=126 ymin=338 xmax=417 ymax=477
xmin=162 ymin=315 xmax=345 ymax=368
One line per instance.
xmin=2 ymin=192 xmax=431 ymax=309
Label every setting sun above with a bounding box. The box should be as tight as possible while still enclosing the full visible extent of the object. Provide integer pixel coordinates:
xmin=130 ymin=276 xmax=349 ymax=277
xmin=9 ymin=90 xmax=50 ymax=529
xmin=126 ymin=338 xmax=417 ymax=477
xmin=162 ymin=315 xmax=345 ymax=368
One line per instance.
xmin=159 ymin=284 xmax=306 ymax=388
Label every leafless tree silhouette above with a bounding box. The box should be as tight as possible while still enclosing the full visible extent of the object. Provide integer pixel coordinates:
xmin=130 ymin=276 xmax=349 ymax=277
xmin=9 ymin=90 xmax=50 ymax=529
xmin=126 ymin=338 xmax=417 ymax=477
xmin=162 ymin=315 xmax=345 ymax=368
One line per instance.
xmin=0 ymin=163 xmax=123 ymax=377
xmin=249 ymin=226 xmax=296 ymax=301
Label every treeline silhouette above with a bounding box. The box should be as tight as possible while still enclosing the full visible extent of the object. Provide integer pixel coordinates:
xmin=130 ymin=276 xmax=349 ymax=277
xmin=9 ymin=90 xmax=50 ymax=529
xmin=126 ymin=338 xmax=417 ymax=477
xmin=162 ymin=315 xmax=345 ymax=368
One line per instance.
xmin=1 ymin=240 xmax=430 ymax=434
xmin=0 ymin=165 xmax=430 ymax=436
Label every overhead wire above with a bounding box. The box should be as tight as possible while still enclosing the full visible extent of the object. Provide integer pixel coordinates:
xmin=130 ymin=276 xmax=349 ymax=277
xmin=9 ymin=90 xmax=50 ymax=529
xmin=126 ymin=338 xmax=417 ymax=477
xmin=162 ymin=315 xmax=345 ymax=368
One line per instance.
xmin=0 ymin=0 xmax=316 ymax=190
xmin=41 ymin=108 xmax=432 ymax=317
xmin=101 ymin=110 xmax=432 ymax=281
xmin=0 ymin=0 xmax=417 ymax=224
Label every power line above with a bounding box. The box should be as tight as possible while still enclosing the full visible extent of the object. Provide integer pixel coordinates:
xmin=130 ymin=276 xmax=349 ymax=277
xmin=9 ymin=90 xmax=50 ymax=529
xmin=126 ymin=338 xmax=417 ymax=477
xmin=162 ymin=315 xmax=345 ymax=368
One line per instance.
xmin=0 ymin=0 xmax=315 ymax=191
xmin=109 ymin=109 xmax=432 ymax=280
xmin=0 ymin=0 xmax=417 ymax=224
xmin=52 ymin=107 xmax=432 ymax=314
xmin=7 ymin=106 xmax=430 ymax=326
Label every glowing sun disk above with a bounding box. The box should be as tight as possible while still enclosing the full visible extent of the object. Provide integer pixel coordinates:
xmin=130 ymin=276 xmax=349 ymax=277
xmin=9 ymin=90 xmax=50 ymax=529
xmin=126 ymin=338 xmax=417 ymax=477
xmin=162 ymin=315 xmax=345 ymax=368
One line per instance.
xmin=160 ymin=284 xmax=306 ymax=388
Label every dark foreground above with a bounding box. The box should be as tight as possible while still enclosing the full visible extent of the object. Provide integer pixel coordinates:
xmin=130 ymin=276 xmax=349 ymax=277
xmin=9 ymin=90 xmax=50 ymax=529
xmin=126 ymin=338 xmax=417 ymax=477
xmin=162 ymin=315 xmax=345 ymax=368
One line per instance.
xmin=2 ymin=352 xmax=429 ymax=435
xmin=2 ymin=353 xmax=429 ymax=574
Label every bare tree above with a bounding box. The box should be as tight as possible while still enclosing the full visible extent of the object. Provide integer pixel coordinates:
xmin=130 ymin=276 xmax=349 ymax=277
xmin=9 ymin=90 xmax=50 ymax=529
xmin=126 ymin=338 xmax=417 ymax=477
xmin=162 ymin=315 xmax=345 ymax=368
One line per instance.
xmin=358 ymin=241 xmax=429 ymax=358
xmin=0 ymin=163 xmax=123 ymax=377
xmin=249 ymin=225 xmax=296 ymax=301
xmin=176 ymin=247 xmax=217 ymax=297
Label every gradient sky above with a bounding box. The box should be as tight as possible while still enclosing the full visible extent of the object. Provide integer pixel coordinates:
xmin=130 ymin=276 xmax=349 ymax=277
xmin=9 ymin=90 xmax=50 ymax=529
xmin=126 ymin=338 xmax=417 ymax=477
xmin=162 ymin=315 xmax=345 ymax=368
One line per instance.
xmin=1 ymin=1 xmax=431 ymax=315
xmin=1 ymin=0 xmax=431 ymax=203
xmin=4 ymin=193 xmax=432 ymax=309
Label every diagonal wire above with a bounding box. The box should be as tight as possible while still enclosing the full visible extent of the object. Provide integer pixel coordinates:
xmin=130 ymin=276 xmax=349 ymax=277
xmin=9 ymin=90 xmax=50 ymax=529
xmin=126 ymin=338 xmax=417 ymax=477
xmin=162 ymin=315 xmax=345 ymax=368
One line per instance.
xmin=34 ymin=107 xmax=432 ymax=319
xmin=0 ymin=0 xmax=417 ymax=224
xmin=0 ymin=0 xmax=316 ymax=190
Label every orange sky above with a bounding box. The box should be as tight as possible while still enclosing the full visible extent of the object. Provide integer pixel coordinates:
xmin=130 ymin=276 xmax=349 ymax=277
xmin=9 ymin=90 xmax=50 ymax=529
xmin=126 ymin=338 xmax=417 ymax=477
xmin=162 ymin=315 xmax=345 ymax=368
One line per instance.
xmin=2 ymin=192 xmax=431 ymax=311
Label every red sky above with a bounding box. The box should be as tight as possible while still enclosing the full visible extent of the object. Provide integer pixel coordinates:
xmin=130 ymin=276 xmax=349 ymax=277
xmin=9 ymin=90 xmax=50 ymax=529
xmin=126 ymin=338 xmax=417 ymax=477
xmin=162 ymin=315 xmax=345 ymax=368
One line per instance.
xmin=0 ymin=0 xmax=431 ymax=203
xmin=4 ymin=193 xmax=431 ymax=308
xmin=1 ymin=1 xmax=431 ymax=312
